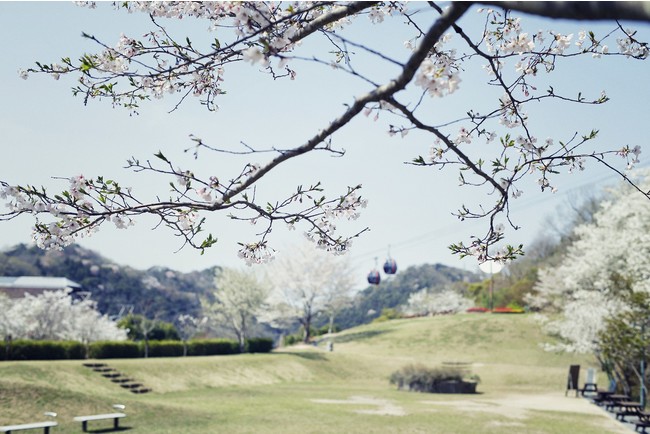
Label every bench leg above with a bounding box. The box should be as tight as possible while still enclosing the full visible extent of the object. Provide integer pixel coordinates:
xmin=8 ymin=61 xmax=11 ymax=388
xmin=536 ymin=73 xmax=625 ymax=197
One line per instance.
xmin=44 ymin=428 xmax=50 ymax=434
xmin=114 ymin=417 xmax=119 ymax=430
xmin=82 ymin=420 xmax=88 ymax=432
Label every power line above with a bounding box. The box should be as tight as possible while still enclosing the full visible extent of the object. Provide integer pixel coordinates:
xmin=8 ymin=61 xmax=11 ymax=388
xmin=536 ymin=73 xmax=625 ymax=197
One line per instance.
xmin=348 ymin=163 xmax=649 ymax=266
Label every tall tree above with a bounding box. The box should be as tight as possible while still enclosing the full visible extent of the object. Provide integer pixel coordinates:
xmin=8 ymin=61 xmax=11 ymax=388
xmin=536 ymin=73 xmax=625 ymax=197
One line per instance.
xmin=202 ymin=268 xmax=269 ymax=352
xmin=534 ymin=170 xmax=650 ymax=370
xmin=598 ymin=291 xmax=650 ymax=400
xmin=176 ymin=314 xmax=204 ymax=356
xmin=265 ymin=243 xmax=355 ymax=343
xmin=1 ymin=2 xmax=649 ymax=264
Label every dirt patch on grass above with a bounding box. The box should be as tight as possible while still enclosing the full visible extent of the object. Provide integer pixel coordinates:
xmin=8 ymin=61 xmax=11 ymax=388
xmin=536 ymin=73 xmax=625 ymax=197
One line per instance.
xmin=311 ymin=396 xmax=406 ymax=416
xmin=422 ymin=398 xmax=529 ymax=419
xmin=422 ymin=393 xmax=631 ymax=433
xmin=424 ymin=393 xmax=612 ymax=416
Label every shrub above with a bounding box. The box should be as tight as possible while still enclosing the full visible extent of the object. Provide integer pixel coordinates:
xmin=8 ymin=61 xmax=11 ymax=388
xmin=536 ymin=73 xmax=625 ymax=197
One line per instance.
xmin=117 ymin=314 xmax=180 ymax=341
xmin=88 ymin=341 xmax=140 ymax=359
xmin=62 ymin=341 xmax=86 ymax=359
xmin=145 ymin=340 xmax=185 ymax=357
xmin=283 ymin=334 xmax=301 ymax=346
xmin=389 ymin=364 xmax=479 ymax=394
xmin=246 ymin=337 xmax=274 ymax=353
xmin=314 ymin=325 xmax=339 ymax=336
xmin=187 ymin=339 xmax=239 ymax=356
xmin=9 ymin=340 xmax=71 ymax=360
xmin=372 ymin=308 xmax=401 ymax=323
xmin=492 ymin=307 xmax=525 ymax=314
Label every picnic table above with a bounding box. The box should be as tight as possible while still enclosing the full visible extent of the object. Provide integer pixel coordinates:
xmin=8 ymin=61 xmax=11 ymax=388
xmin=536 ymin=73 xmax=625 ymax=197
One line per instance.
xmin=636 ymin=412 xmax=650 ymax=433
xmin=615 ymin=401 xmax=644 ymax=422
xmin=605 ymin=394 xmax=631 ymax=411
xmin=593 ymin=390 xmax=616 ymax=406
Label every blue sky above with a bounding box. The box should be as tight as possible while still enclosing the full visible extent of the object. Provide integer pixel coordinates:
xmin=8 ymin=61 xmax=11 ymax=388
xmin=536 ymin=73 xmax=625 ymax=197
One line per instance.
xmin=1 ymin=3 xmax=648 ymax=288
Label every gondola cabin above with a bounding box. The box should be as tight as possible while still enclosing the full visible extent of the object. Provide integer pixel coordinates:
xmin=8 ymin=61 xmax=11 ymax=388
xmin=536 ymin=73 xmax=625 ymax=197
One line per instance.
xmin=367 ymin=269 xmax=381 ymax=285
xmin=383 ymin=258 xmax=397 ymax=275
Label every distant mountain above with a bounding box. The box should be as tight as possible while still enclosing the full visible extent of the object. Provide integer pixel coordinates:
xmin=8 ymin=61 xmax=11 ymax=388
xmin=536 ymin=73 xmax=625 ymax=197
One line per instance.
xmin=333 ymin=263 xmax=480 ymax=330
xmin=0 ymin=244 xmax=217 ymax=323
xmin=0 ymin=244 xmax=480 ymax=332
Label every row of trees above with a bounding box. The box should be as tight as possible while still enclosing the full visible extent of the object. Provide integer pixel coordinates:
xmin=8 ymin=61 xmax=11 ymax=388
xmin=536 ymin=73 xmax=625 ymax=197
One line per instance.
xmin=0 ymin=242 xmax=357 ymax=355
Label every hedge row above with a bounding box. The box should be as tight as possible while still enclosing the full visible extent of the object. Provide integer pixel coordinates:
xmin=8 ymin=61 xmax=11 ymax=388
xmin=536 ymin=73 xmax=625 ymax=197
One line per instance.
xmin=2 ymin=338 xmax=273 ymax=361
xmin=4 ymin=340 xmax=86 ymax=360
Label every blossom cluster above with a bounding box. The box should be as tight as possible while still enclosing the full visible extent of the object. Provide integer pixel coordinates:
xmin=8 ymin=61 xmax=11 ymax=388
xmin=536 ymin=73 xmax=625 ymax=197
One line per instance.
xmin=2 ymin=182 xmax=93 ymax=250
xmin=304 ymin=190 xmax=368 ymax=255
xmin=237 ymin=241 xmax=276 ymax=266
xmin=413 ymin=33 xmax=462 ymax=98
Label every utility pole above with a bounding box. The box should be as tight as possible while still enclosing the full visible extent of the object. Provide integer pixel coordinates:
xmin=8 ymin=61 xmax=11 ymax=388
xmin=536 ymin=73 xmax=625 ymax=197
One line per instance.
xmin=479 ymin=260 xmax=503 ymax=311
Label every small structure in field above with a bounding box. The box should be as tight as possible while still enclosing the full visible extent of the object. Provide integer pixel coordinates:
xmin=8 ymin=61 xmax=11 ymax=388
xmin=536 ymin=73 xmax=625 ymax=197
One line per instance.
xmin=389 ymin=363 xmax=480 ymax=394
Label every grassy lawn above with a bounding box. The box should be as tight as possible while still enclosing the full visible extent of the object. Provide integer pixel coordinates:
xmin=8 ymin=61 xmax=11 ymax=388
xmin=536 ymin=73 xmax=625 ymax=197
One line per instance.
xmin=0 ymin=314 xmax=629 ymax=433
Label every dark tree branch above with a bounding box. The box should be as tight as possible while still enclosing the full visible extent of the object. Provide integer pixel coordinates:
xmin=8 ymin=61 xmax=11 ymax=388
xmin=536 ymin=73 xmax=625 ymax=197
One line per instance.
xmin=479 ymin=1 xmax=650 ymax=22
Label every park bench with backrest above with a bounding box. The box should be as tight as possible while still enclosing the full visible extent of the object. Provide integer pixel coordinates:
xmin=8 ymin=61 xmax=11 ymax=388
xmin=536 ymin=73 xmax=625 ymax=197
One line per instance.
xmin=73 ymin=405 xmax=126 ymax=433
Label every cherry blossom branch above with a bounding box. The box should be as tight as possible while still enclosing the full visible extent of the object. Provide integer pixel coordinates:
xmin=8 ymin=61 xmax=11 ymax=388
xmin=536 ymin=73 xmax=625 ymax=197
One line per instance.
xmin=4 ymin=1 xmax=650 ymax=266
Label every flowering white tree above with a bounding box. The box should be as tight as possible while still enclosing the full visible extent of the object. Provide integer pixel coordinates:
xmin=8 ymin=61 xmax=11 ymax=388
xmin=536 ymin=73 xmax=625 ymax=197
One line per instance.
xmin=539 ymin=290 xmax=624 ymax=354
xmin=0 ymin=2 xmax=649 ymax=264
xmin=402 ymin=288 xmax=473 ymax=317
xmin=202 ymin=267 xmax=269 ymax=352
xmin=533 ymin=170 xmax=650 ymax=352
xmin=1 ymin=290 xmax=126 ymax=342
xmin=264 ymin=242 xmax=355 ymax=342
xmin=0 ymin=294 xmax=20 ymax=339
xmin=176 ymin=313 xmax=205 ymax=356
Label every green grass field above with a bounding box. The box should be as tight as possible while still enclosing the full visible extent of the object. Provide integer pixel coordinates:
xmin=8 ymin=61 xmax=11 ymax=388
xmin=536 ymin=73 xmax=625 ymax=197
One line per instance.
xmin=0 ymin=314 xmax=629 ymax=433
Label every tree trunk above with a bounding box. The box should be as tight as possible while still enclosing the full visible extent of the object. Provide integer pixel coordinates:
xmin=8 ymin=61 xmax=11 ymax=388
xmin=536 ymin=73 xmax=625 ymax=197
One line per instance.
xmin=302 ymin=316 xmax=312 ymax=343
xmin=4 ymin=335 xmax=11 ymax=361
xmin=239 ymin=315 xmax=247 ymax=353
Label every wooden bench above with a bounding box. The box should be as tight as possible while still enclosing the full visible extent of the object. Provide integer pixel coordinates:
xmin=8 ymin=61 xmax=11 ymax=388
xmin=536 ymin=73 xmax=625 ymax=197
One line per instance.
xmin=0 ymin=421 xmax=57 ymax=434
xmin=73 ymin=405 xmax=126 ymax=433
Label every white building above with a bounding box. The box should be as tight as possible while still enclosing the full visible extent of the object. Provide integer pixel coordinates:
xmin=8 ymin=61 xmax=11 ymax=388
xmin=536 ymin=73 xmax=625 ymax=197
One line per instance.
xmin=0 ymin=276 xmax=82 ymax=298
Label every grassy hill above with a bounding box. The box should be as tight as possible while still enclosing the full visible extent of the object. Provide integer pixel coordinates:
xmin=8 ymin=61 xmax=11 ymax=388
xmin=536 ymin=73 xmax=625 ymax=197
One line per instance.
xmin=0 ymin=314 xmax=628 ymax=433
